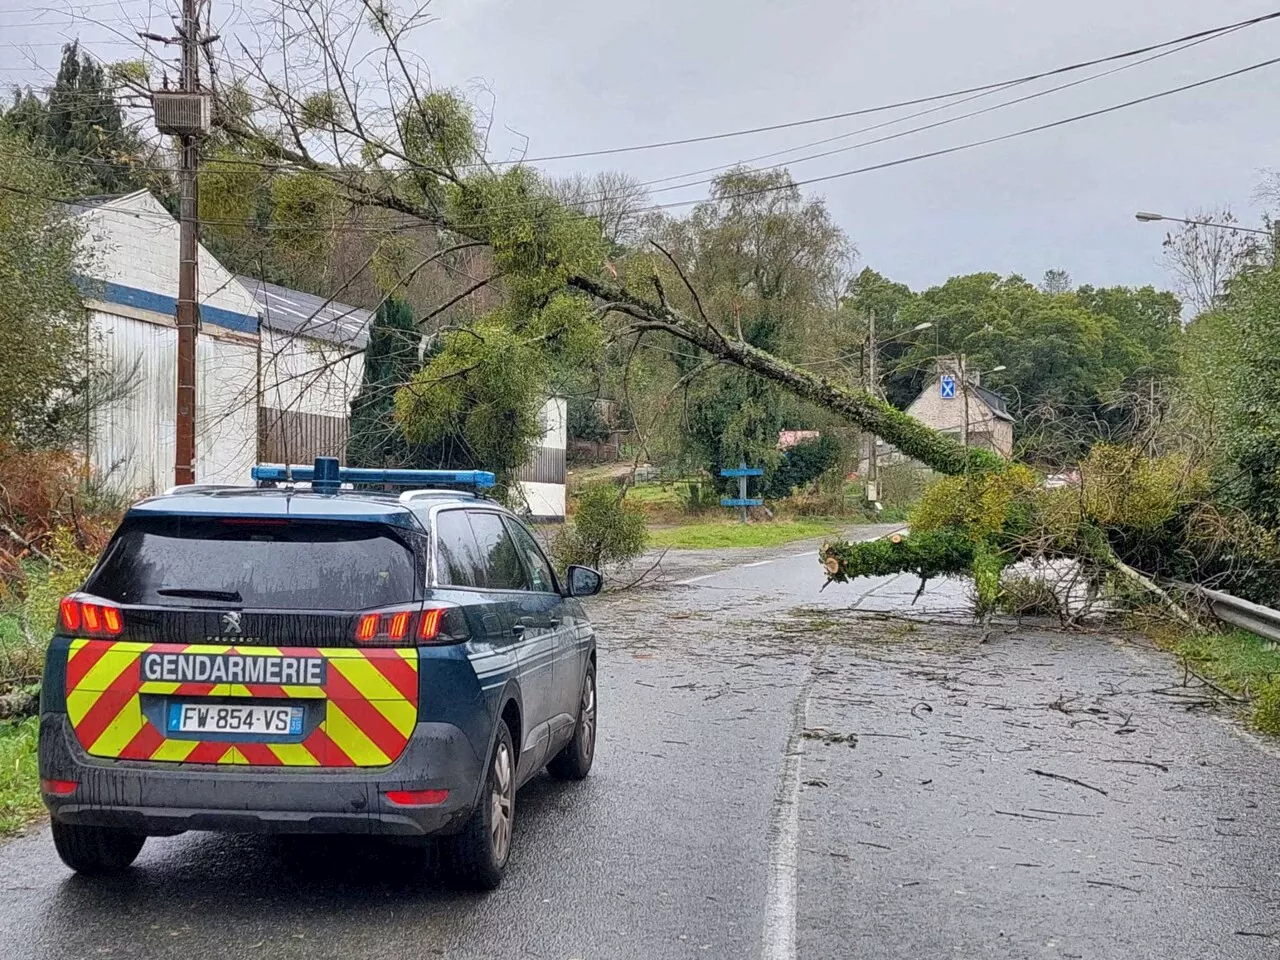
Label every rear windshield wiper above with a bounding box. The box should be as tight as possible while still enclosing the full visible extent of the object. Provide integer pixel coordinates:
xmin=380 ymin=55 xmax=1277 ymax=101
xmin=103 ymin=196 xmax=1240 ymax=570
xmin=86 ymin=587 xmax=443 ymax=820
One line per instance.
xmin=155 ymin=588 xmax=243 ymax=602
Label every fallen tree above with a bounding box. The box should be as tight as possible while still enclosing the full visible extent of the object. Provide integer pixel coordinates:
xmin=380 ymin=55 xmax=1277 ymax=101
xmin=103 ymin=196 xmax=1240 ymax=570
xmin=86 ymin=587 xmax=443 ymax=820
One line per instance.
xmin=106 ymin=3 xmax=1274 ymax=618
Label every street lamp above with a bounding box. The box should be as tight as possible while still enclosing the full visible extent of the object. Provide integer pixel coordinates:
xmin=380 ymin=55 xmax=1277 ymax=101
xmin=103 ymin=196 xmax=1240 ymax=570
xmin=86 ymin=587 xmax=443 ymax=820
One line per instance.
xmin=1134 ymin=211 xmax=1272 ymax=237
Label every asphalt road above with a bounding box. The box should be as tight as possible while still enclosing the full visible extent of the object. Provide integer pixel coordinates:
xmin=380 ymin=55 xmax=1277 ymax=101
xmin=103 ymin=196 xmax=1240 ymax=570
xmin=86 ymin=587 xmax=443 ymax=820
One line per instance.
xmin=1 ymin=528 xmax=1278 ymax=959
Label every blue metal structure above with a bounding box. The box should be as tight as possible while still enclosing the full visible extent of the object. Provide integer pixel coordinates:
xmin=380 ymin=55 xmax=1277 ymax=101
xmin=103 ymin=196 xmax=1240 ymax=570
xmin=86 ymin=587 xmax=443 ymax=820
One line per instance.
xmin=719 ymin=462 xmax=765 ymax=521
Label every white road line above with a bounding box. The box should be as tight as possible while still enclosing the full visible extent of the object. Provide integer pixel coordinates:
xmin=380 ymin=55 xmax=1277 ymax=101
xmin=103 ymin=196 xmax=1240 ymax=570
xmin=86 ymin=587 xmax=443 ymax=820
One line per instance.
xmin=761 ymin=659 xmax=817 ymax=960
xmin=743 ymin=559 xmax=777 ymax=568
xmin=674 ymin=573 xmax=720 ymax=585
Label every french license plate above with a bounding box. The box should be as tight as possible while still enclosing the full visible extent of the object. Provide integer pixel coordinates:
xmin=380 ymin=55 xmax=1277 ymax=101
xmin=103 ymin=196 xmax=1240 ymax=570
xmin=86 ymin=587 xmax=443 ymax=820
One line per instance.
xmin=167 ymin=703 xmax=304 ymax=736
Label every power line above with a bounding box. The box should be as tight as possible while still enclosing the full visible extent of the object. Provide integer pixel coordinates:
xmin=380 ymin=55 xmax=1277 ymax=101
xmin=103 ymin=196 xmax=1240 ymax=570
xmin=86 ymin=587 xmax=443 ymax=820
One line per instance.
xmin=494 ymin=8 xmax=1280 ymax=165
xmin=638 ymin=22 xmax=1243 ymax=199
xmin=3 ymin=50 xmax=1277 ymax=236
xmin=735 ymin=53 xmax=1280 ymax=202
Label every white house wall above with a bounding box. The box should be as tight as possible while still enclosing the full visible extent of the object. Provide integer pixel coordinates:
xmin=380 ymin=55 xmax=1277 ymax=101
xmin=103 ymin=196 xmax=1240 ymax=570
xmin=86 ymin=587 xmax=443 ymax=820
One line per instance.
xmin=90 ymin=310 xmax=258 ymax=493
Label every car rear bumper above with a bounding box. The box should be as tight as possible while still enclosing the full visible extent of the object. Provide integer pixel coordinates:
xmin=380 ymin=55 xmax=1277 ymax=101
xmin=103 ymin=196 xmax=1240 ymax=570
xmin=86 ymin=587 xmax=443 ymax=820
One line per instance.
xmin=38 ymin=713 xmax=486 ymax=837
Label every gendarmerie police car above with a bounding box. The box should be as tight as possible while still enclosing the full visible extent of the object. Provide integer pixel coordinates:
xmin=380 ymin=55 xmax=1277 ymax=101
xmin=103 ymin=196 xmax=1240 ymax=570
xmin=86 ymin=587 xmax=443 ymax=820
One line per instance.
xmin=38 ymin=458 xmax=600 ymax=889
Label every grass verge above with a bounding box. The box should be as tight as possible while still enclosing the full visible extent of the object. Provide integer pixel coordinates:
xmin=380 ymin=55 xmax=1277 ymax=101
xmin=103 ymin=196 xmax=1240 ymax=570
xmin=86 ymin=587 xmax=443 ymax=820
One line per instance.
xmin=648 ymin=519 xmax=837 ymax=550
xmin=0 ymin=717 xmax=41 ymax=837
xmin=1167 ymin=628 xmax=1280 ymax=735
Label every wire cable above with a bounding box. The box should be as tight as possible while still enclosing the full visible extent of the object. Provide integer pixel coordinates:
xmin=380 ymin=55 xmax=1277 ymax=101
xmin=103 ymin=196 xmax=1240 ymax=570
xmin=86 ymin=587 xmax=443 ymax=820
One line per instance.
xmin=499 ymin=8 xmax=1280 ymax=165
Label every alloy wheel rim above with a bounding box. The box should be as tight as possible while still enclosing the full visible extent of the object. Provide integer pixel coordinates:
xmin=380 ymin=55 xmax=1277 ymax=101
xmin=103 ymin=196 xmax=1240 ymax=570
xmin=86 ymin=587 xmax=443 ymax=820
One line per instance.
xmin=490 ymin=741 xmax=513 ymax=863
xmin=580 ymin=675 xmax=596 ymax=760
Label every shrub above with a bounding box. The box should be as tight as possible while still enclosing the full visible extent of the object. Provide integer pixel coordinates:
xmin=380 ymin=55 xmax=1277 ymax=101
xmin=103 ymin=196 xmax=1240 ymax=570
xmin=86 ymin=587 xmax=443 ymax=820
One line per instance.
xmin=22 ymin=527 xmax=101 ymax=640
xmin=675 ymin=480 xmax=719 ymax=516
xmin=784 ymin=468 xmax=851 ymax=518
xmin=551 ymin=483 xmax=649 ymax=571
xmin=767 ymin=436 xmax=840 ymax=499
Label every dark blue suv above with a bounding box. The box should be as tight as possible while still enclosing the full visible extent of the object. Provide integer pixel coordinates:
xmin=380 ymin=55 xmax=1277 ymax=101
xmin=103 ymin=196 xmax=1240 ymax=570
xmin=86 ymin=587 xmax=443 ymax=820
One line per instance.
xmin=38 ymin=460 xmax=601 ymax=889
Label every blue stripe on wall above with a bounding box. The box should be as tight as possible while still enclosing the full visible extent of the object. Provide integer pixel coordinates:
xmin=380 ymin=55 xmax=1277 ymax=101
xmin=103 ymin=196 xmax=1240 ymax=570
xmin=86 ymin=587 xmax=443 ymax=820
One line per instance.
xmin=76 ymin=277 xmax=259 ymax=334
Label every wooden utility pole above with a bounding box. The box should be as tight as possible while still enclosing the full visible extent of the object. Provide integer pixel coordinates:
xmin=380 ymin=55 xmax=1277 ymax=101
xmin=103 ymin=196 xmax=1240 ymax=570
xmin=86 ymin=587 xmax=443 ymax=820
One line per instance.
xmin=174 ymin=0 xmax=201 ymax=484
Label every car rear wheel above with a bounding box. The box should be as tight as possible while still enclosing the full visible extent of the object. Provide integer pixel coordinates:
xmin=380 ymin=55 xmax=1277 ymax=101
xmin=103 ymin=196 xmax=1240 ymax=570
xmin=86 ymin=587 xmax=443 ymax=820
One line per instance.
xmin=51 ymin=822 xmax=146 ymax=875
xmin=548 ymin=664 xmax=596 ymax=781
xmin=442 ymin=721 xmax=515 ymax=890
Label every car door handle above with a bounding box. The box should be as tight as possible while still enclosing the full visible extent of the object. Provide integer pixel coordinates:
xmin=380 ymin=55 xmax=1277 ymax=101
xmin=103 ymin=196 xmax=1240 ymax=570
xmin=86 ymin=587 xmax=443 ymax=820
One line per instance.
xmin=511 ymin=623 xmax=527 ymax=637
xmin=547 ymin=617 xmax=562 ymax=628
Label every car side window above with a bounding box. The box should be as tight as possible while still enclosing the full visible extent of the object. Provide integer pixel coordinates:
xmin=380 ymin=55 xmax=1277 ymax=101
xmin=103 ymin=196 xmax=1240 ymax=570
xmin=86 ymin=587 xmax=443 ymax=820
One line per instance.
xmin=505 ymin=518 xmax=557 ymax=593
xmin=434 ymin=509 xmax=487 ymax=588
xmin=467 ymin=511 xmax=529 ymax=591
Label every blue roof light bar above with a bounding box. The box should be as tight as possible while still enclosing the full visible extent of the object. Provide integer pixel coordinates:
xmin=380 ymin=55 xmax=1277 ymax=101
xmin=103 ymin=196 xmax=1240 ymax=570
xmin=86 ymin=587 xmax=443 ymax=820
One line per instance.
xmin=251 ymin=458 xmax=496 ymax=492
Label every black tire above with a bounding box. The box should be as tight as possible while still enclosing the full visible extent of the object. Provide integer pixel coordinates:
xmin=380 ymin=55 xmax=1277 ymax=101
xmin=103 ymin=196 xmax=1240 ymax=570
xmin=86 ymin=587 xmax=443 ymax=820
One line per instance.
xmin=51 ymin=822 xmax=145 ymax=875
xmin=442 ymin=721 xmax=515 ymax=891
xmin=548 ymin=664 xmax=596 ymax=781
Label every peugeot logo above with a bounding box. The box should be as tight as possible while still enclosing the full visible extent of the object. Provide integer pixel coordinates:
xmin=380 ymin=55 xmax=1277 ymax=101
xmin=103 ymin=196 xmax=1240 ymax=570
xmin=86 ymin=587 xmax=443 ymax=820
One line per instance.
xmin=220 ymin=611 xmax=243 ymax=635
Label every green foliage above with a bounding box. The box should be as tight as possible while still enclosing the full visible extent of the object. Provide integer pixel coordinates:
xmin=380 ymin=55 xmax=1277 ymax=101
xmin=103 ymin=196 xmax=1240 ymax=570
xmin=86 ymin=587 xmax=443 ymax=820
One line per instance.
xmin=269 ymin=171 xmax=341 ymax=265
xmin=0 ymin=717 xmax=41 ymax=836
xmin=396 ymin=318 xmax=545 ymax=491
xmin=1192 ymin=260 xmax=1280 ymax=528
xmin=300 ymin=92 xmax=346 ymax=131
xmin=22 ymin=529 xmax=100 ymax=641
xmin=567 ymin=397 xmax=610 ymax=443
xmin=1 ymin=42 xmax=147 ymax=195
xmin=347 ymin=299 xmax=420 ymax=468
xmin=0 ymin=130 xmax=92 ymax=448
xmin=767 ymin=435 xmax=840 ymax=498
xmin=635 ymin=168 xmax=856 ymax=483
xmin=449 ymin=168 xmax=609 ymax=301
xmin=1167 ymin=628 xmax=1280 ymax=736
xmin=650 ymin=519 xmax=835 ymax=549
xmin=1078 ymin=445 xmax=1205 ymax=531
xmin=909 ymin=464 xmax=1040 ymax=544
xmin=552 ymin=483 xmax=648 ymax=570
xmin=674 ymin=480 xmax=720 ymax=516
xmin=970 ymin=544 xmax=1007 ymax=616
xmin=1255 ymin=678 xmax=1280 ymax=737
xmin=847 ymin=271 xmax=1182 ymax=464
xmin=821 ymin=530 xmax=976 ymax=584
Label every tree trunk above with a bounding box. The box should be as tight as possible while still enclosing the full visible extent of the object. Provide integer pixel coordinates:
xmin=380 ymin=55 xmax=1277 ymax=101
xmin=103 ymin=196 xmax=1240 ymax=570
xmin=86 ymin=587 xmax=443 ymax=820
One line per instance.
xmin=569 ymin=274 xmax=1005 ymax=478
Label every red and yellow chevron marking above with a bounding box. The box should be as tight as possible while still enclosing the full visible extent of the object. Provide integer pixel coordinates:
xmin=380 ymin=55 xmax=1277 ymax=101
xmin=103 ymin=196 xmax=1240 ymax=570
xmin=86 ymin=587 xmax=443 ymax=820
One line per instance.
xmin=64 ymin=640 xmax=419 ymax=767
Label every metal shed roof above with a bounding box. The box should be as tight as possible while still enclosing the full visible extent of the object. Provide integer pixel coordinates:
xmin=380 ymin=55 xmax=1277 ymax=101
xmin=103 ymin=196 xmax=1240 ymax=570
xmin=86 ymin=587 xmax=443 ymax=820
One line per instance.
xmin=237 ymin=276 xmax=373 ymax=348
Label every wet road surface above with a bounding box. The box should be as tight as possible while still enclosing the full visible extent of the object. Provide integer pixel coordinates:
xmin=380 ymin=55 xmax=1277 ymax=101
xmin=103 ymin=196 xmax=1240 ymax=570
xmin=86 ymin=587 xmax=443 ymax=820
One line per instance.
xmin=1 ymin=527 xmax=1278 ymax=959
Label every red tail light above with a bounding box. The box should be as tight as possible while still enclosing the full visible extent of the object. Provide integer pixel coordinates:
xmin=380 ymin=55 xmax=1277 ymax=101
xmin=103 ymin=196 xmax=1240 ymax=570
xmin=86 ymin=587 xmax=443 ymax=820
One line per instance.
xmin=353 ymin=606 xmax=452 ymax=646
xmin=59 ymin=596 xmax=124 ymax=638
xmin=41 ymin=778 xmax=78 ymax=797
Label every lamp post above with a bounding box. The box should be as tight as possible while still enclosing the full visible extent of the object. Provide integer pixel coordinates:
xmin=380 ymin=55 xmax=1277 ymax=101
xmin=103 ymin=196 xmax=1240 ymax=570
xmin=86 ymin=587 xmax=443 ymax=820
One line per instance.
xmin=1134 ymin=211 xmax=1272 ymax=236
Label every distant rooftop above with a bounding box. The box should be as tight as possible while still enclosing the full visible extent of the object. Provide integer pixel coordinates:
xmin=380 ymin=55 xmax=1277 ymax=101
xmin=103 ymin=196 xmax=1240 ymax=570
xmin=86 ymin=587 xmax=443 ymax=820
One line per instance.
xmin=973 ymin=384 xmax=1014 ymax=423
xmin=237 ymin=276 xmax=373 ymax=348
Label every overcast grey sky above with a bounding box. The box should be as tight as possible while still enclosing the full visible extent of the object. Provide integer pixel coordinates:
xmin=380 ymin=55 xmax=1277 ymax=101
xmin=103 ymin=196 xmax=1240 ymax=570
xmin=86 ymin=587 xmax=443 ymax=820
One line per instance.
xmin=4 ymin=0 xmax=1280 ymax=293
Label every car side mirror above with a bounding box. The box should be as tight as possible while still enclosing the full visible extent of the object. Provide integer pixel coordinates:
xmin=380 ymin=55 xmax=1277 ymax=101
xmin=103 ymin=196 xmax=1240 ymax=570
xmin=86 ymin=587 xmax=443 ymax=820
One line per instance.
xmin=565 ymin=565 xmax=603 ymax=597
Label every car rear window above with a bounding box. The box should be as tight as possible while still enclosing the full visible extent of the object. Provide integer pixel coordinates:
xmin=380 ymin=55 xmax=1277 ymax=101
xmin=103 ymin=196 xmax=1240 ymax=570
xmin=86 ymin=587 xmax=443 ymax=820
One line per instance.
xmin=85 ymin=517 xmax=418 ymax=611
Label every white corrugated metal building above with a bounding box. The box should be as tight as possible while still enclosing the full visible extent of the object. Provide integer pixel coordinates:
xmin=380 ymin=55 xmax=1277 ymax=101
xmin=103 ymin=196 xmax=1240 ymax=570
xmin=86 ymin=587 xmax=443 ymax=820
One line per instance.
xmin=70 ymin=191 xmax=566 ymax=518
xmin=71 ymin=191 xmax=260 ymax=493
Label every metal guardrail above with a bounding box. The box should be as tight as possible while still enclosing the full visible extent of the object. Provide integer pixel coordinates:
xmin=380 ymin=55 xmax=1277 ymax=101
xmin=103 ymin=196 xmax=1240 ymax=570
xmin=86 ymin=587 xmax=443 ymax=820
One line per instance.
xmin=1180 ymin=583 xmax=1280 ymax=645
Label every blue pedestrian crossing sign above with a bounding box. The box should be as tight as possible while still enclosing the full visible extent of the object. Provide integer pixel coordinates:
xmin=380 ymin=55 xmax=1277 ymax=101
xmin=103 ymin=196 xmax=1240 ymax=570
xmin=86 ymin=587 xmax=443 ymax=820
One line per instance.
xmin=940 ymin=374 xmax=957 ymax=399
